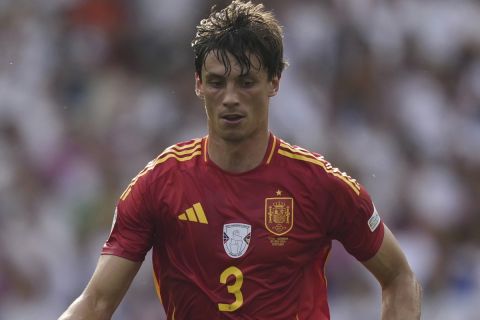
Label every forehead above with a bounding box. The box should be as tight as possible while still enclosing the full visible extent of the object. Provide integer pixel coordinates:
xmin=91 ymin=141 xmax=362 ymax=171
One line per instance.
xmin=202 ymin=50 xmax=264 ymax=77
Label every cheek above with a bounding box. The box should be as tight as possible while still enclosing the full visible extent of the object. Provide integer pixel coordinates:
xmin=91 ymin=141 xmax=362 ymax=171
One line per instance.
xmin=204 ymin=90 xmax=221 ymax=105
xmin=249 ymin=92 xmax=269 ymax=114
xmin=203 ymin=97 xmax=219 ymax=120
xmin=204 ymin=102 xmax=213 ymax=118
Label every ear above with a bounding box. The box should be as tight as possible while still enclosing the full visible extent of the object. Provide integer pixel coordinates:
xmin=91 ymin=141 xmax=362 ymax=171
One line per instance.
xmin=195 ymin=72 xmax=204 ymax=98
xmin=268 ymin=76 xmax=280 ymax=97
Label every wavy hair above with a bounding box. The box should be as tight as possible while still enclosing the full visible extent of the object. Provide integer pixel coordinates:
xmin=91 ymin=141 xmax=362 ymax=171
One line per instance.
xmin=192 ymin=0 xmax=287 ymax=79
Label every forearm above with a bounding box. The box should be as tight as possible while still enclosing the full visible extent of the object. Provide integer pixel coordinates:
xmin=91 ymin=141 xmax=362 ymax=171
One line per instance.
xmin=381 ymin=271 xmax=422 ymax=320
xmin=58 ymin=292 xmax=116 ymax=320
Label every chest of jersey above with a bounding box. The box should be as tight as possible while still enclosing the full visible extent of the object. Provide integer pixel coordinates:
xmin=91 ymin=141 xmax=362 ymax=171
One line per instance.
xmin=158 ymin=164 xmax=330 ymax=275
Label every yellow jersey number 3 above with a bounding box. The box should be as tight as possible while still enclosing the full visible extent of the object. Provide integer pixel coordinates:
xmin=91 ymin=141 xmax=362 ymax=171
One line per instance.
xmin=218 ymin=266 xmax=244 ymax=312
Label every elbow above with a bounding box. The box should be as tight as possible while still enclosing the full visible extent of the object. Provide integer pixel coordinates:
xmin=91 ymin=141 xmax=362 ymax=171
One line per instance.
xmin=382 ymin=268 xmax=423 ymax=317
xmin=82 ymin=291 xmax=117 ymax=317
xmin=58 ymin=291 xmax=115 ymax=320
xmin=381 ymin=264 xmax=419 ymax=290
xmin=396 ymin=269 xmax=422 ymax=299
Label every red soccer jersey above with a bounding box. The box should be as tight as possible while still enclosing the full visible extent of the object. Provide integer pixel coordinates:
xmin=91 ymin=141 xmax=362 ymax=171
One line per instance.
xmin=103 ymin=133 xmax=384 ymax=320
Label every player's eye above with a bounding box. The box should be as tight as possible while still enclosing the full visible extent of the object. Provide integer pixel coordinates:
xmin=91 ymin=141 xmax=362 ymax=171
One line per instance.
xmin=240 ymin=79 xmax=255 ymax=88
xmin=207 ymin=79 xmax=224 ymax=88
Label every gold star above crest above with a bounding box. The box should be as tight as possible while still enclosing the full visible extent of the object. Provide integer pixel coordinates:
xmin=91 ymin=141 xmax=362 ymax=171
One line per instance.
xmin=276 ymin=189 xmax=282 ymax=196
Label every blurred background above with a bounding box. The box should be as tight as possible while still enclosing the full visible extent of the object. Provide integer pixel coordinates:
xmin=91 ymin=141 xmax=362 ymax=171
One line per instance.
xmin=0 ymin=0 xmax=479 ymax=319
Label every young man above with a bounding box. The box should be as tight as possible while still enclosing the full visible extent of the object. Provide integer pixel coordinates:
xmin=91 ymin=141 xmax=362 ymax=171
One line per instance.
xmin=59 ymin=1 xmax=421 ymax=319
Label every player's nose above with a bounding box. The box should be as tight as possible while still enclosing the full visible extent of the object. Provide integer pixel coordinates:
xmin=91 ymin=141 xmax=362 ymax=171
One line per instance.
xmin=222 ymin=82 xmax=240 ymax=107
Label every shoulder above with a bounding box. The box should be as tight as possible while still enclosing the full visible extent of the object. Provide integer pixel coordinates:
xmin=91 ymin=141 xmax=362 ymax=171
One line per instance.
xmin=276 ymin=138 xmax=361 ymax=196
xmin=146 ymin=137 xmax=205 ymax=179
xmin=155 ymin=137 xmax=204 ymax=169
xmin=119 ymin=137 xmax=204 ymax=201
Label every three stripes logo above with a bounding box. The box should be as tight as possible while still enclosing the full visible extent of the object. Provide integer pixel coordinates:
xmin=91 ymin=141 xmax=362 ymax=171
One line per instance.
xmin=278 ymin=141 xmax=361 ymax=196
xmin=178 ymin=202 xmax=208 ymax=224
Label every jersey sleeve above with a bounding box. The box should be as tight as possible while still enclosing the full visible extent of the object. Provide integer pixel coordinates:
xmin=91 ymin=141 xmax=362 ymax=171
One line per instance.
xmin=102 ymin=169 xmax=155 ymax=262
xmin=326 ymin=181 xmax=384 ymax=262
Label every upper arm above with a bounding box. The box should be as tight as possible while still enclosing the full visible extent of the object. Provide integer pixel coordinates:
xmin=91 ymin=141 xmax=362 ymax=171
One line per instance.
xmin=84 ymin=255 xmax=142 ymax=310
xmin=362 ymin=225 xmax=413 ymax=287
xmin=362 ymin=225 xmax=422 ymax=319
xmin=59 ymin=255 xmax=141 ymax=319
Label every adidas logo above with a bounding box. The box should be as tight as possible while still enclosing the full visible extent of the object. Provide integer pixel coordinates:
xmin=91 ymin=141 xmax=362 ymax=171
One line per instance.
xmin=178 ymin=203 xmax=208 ymax=224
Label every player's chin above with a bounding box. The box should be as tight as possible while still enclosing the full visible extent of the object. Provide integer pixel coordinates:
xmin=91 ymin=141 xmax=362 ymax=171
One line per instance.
xmin=218 ymin=129 xmax=249 ymax=143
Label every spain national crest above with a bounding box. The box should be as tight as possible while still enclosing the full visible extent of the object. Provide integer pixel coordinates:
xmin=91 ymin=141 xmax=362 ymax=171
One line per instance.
xmin=223 ymin=223 xmax=251 ymax=258
xmin=265 ymin=197 xmax=294 ymax=236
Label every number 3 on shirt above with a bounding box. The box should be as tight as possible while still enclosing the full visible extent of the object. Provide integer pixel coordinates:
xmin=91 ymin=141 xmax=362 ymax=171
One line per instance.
xmin=218 ymin=266 xmax=244 ymax=312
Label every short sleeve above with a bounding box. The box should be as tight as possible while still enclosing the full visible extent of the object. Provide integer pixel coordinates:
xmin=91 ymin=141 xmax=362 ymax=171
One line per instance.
xmin=102 ymin=171 xmax=155 ymax=262
xmin=327 ymin=182 xmax=384 ymax=261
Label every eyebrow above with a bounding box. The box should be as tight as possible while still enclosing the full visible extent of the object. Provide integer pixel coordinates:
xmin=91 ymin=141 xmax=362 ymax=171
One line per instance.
xmin=204 ymin=72 xmax=256 ymax=79
xmin=204 ymin=72 xmax=225 ymax=78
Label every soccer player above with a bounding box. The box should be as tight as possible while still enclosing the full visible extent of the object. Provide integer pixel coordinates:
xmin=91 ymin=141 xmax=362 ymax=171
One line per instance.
xmin=59 ymin=1 xmax=421 ymax=319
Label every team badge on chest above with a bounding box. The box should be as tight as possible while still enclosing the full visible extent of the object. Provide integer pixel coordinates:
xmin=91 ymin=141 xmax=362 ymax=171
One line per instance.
xmin=265 ymin=195 xmax=294 ymax=236
xmin=223 ymin=223 xmax=251 ymax=258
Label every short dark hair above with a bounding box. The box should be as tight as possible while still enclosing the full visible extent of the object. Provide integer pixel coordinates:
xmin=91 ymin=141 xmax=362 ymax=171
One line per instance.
xmin=192 ymin=0 xmax=287 ymax=80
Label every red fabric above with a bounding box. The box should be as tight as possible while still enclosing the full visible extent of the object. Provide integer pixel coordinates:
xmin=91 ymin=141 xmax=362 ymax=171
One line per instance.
xmin=102 ymin=134 xmax=384 ymax=320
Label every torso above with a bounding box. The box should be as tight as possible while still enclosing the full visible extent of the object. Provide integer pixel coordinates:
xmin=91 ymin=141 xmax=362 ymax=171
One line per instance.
xmin=104 ymin=134 xmax=384 ymax=320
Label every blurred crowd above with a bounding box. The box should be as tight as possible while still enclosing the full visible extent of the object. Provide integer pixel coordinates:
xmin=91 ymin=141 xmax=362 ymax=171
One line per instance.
xmin=0 ymin=0 xmax=479 ymax=319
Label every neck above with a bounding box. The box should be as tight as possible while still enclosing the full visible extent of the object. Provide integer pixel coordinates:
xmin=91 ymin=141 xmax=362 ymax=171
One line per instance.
xmin=207 ymin=130 xmax=270 ymax=173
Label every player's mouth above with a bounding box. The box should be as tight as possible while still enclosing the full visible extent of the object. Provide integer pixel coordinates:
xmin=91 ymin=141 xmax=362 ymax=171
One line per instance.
xmin=220 ymin=113 xmax=245 ymax=124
